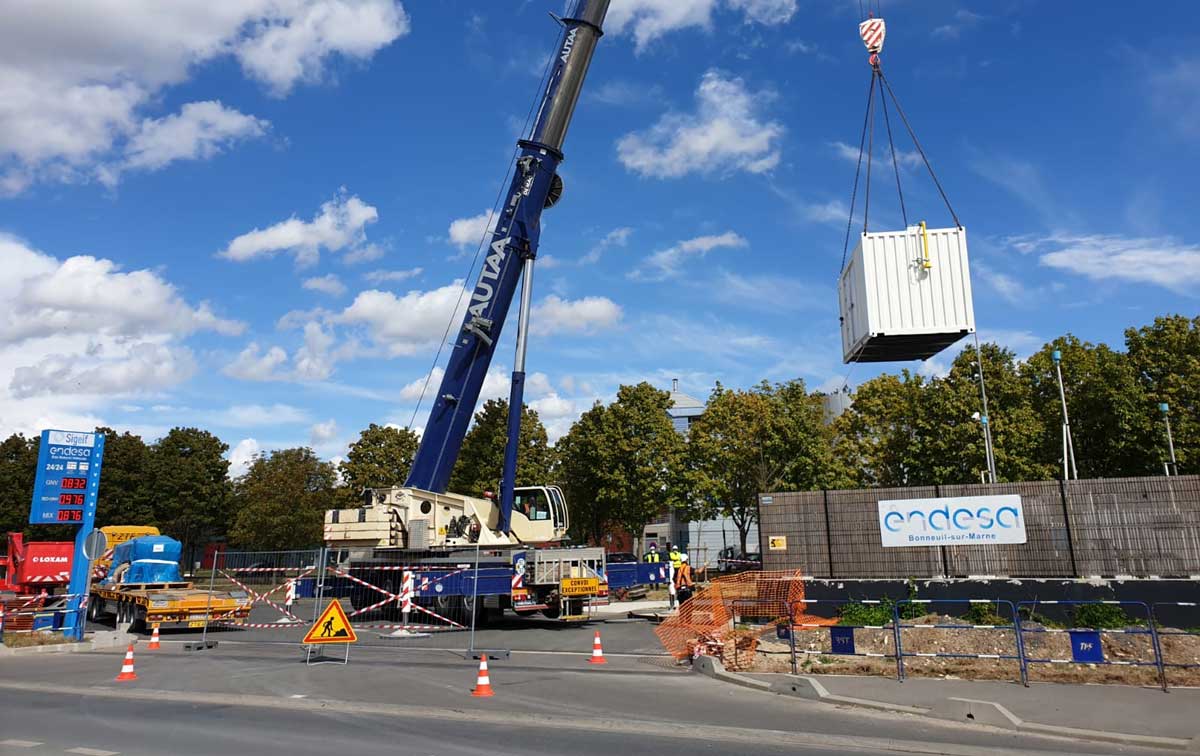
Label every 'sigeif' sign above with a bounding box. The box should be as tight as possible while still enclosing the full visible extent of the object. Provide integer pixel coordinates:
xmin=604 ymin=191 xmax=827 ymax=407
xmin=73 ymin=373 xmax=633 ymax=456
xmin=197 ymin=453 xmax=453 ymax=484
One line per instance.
xmin=877 ymin=495 xmax=1026 ymax=548
xmin=29 ymin=430 xmax=105 ymax=525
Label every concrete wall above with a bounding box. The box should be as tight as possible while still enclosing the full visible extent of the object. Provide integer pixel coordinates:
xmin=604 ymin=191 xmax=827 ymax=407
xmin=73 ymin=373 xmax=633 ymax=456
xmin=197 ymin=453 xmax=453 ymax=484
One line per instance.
xmin=760 ymin=476 xmax=1200 ymax=578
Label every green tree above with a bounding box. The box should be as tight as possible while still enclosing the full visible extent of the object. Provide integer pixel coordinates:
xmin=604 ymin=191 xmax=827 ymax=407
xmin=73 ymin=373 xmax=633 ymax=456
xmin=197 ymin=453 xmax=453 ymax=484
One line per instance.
xmin=556 ymin=401 xmax=611 ymax=545
xmin=229 ymin=447 xmax=338 ymax=550
xmin=927 ymin=343 xmax=1051 ymax=484
xmin=448 ymin=399 xmax=554 ymax=497
xmin=339 ymin=423 xmax=420 ymax=493
xmin=1022 ymin=336 xmax=1146 ymax=478
xmin=558 ymin=383 xmax=686 ymax=547
xmin=688 ymin=380 xmax=845 ymax=553
xmin=1125 ymin=315 xmax=1199 ymax=473
xmin=93 ymin=427 xmax=155 ymax=527
xmin=0 ymin=433 xmax=38 ymax=535
xmin=146 ymin=427 xmax=232 ymax=557
xmin=832 ymin=371 xmax=929 ymax=487
xmin=834 ymin=343 xmax=1051 ymax=486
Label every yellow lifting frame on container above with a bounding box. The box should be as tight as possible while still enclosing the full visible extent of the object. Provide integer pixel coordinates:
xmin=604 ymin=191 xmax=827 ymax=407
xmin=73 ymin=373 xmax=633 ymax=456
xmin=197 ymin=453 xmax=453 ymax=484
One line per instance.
xmin=919 ymin=221 xmax=932 ymax=270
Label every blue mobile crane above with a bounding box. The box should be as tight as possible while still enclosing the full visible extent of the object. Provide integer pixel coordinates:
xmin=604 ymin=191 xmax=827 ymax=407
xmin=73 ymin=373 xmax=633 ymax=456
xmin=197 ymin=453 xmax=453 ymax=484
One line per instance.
xmin=324 ymin=0 xmax=666 ymax=623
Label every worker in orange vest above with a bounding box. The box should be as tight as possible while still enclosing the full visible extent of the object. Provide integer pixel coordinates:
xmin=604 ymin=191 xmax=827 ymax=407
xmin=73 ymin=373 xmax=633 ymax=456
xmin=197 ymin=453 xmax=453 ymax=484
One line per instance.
xmin=674 ymin=553 xmax=694 ymax=604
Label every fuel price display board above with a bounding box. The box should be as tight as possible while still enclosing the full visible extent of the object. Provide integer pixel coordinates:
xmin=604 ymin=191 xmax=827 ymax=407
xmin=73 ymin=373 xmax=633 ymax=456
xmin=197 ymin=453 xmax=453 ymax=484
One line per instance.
xmin=29 ymin=430 xmax=105 ymax=525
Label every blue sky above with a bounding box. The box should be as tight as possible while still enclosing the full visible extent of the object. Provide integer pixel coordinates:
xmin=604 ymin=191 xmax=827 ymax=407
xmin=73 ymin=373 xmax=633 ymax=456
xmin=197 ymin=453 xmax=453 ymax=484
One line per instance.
xmin=1 ymin=0 xmax=1197 ymax=473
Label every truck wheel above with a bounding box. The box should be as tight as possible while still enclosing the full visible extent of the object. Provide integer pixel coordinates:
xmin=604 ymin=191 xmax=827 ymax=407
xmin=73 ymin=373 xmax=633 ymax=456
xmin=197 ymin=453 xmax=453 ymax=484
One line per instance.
xmin=541 ymin=603 xmax=561 ymax=620
xmin=87 ymin=597 xmax=102 ymax=623
xmin=130 ymin=609 xmax=146 ymax=634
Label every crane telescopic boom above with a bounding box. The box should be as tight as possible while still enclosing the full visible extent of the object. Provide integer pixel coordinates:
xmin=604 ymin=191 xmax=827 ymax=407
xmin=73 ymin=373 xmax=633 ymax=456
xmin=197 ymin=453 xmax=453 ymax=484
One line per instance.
xmin=404 ymin=0 xmax=611 ymax=535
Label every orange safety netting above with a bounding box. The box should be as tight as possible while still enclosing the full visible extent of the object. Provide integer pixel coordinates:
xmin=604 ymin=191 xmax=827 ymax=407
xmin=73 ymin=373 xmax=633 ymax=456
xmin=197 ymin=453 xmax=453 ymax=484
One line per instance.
xmin=654 ymin=570 xmax=836 ymax=667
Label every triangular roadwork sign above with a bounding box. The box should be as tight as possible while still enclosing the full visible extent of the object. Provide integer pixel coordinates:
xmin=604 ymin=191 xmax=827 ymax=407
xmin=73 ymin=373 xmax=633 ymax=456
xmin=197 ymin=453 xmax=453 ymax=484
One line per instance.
xmin=303 ymin=599 xmax=358 ymax=644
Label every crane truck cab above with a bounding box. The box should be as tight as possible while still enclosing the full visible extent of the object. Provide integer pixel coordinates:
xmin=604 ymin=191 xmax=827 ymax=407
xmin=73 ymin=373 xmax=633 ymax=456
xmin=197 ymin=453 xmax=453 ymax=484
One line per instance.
xmin=324 ymin=484 xmax=569 ymax=551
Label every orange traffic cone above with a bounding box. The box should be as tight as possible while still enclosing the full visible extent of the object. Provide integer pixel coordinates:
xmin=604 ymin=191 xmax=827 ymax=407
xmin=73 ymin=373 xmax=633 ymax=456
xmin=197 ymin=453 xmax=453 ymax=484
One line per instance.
xmin=471 ymin=654 xmax=494 ymax=697
xmin=115 ymin=644 xmax=138 ymax=682
xmin=588 ymin=629 xmax=606 ymax=665
xmin=147 ymin=623 xmax=161 ymax=650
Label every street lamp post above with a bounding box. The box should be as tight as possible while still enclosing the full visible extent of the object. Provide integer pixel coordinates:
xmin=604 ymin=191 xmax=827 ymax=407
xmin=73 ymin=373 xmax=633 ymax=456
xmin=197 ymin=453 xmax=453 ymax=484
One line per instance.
xmin=1052 ymin=350 xmax=1078 ymax=480
xmin=1161 ymin=402 xmax=1178 ymax=476
xmin=972 ymin=335 xmax=998 ymax=483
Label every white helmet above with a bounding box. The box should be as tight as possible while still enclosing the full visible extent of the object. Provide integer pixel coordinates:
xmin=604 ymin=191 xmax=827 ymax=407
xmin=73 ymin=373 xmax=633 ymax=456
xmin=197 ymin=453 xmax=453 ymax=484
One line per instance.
xmin=680 ymin=553 xmax=688 ymax=562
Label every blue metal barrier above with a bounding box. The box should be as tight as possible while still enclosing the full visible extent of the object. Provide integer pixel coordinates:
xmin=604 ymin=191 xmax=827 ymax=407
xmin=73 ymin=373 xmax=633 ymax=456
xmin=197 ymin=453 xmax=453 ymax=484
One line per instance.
xmin=1016 ymin=600 xmax=1166 ymax=692
xmin=894 ymin=599 xmax=1026 ymax=686
xmin=784 ymin=599 xmax=899 ymax=677
xmin=1151 ymin=601 xmax=1199 ymax=688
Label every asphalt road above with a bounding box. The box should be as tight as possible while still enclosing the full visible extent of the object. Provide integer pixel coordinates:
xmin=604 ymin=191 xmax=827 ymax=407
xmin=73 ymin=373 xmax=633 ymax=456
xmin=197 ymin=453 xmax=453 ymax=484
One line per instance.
xmin=0 ymin=623 xmax=1173 ymax=756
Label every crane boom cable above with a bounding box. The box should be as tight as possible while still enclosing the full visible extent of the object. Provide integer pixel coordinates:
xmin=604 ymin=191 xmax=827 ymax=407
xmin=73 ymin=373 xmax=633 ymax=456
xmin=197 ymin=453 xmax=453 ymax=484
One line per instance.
xmin=840 ymin=72 xmax=876 ymax=273
xmin=863 ymin=70 xmax=877 ymax=234
xmin=878 ymin=69 xmax=962 ymax=228
xmin=879 ymin=76 xmax=908 ymax=229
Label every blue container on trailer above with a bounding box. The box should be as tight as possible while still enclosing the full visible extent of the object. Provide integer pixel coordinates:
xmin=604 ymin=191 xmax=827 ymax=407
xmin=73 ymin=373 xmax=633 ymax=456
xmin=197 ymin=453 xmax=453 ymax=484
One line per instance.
xmin=107 ymin=536 xmax=183 ymax=584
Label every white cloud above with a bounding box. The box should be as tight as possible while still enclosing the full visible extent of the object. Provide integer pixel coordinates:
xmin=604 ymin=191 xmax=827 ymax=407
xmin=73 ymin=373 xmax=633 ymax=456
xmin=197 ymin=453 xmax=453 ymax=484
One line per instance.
xmin=630 ymin=231 xmax=747 ymax=281
xmin=448 ymin=209 xmax=497 ymax=250
xmin=293 ymin=321 xmax=344 ymax=380
xmin=714 ymin=271 xmax=828 ymax=312
xmin=0 ymin=234 xmax=242 ymax=346
xmin=1033 ymin=234 xmax=1200 ymax=295
xmin=0 ymin=235 xmax=241 ymax=436
xmin=0 ymin=1 xmax=409 ymax=191
xmin=11 ymin=342 xmax=196 ymax=399
xmin=977 ymin=329 xmax=1043 ymax=360
xmin=800 ymin=199 xmax=849 ymax=225
xmin=974 ymin=262 xmax=1032 ymax=306
xmin=303 ymin=274 xmax=348 ymax=296
xmin=219 ymin=190 xmax=379 ymax=267
xmin=235 ymin=0 xmax=411 ymax=97
xmin=224 ymin=343 xmax=289 ymax=381
xmin=336 ymin=281 xmax=467 ymax=356
xmin=617 ymin=70 xmax=783 ymax=179
xmin=725 ymin=0 xmax=797 ymax=25
xmin=310 ymin=418 xmax=339 ymax=444
xmin=116 ymin=100 xmax=268 ymax=176
xmin=529 ymin=295 xmax=623 ymax=335
xmin=829 ymin=140 xmax=921 ymax=170
xmin=607 ymin=0 xmax=794 ymax=52
xmin=228 ymin=438 xmax=262 ymax=478
xmin=212 ymin=403 xmax=309 ymax=427
xmin=399 ymin=367 xmax=443 ymax=403
xmin=364 ymin=267 xmax=423 ymax=284
xmin=932 ymin=9 xmax=986 ymax=40
xmin=1148 ymin=56 xmax=1200 ymax=139
xmin=580 ymin=227 xmax=633 ymax=265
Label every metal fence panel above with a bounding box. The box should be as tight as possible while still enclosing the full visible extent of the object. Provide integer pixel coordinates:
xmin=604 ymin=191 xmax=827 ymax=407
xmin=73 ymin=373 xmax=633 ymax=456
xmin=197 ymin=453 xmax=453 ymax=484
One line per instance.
xmin=761 ymin=475 xmax=1200 ymax=579
xmin=940 ymin=481 xmax=1073 ymax=577
xmin=826 ymin=486 xmax=943 ymax=578
xmin=1066 ymin=477 xmax=1200 ymax=577
xmin=760 ymin=491 xmax=828 ymax=575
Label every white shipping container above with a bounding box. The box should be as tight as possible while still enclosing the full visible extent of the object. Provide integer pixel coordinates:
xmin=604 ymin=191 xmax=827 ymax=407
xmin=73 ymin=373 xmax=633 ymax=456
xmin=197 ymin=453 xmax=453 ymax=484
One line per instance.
xmin=839 ymin=225 xmax=975 ymax=363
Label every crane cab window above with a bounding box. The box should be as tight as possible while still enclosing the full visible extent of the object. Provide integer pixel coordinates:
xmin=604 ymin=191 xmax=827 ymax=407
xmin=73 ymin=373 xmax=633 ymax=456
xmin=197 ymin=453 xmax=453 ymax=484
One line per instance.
xmin=514 ymin=490 xmax=551 ymax=522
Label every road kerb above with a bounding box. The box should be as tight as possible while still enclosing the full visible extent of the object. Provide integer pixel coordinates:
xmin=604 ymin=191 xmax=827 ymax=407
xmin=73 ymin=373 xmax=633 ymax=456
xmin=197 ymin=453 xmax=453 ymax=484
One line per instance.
xmin=693 ymin=659 xmax=1198 ymax=751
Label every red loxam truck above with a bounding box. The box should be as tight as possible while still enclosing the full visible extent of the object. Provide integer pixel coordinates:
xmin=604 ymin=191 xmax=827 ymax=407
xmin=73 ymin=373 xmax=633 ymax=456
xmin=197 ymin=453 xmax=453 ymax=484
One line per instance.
xmin=0 ymin=533 xmax=74 ymax=596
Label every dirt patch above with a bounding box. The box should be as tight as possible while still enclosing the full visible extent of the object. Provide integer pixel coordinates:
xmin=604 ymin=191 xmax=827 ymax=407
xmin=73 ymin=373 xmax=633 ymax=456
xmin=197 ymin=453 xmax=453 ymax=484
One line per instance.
xmin=739 ymin=614 xmax=1200 ymax=687
xmin=2 ymin=632 xmax=76 ymax=649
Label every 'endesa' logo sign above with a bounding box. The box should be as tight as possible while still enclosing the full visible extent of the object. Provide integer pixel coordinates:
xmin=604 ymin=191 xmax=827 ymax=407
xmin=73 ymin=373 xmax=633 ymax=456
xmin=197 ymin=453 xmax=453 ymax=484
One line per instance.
xmin=877 ymin=495 xmax=1027 ymax=547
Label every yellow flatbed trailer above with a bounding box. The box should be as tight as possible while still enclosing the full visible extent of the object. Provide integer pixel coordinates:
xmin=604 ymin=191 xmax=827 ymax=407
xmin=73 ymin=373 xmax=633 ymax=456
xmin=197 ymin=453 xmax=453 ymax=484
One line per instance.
xmin=89 ymin=581 xmax=251 ymax=631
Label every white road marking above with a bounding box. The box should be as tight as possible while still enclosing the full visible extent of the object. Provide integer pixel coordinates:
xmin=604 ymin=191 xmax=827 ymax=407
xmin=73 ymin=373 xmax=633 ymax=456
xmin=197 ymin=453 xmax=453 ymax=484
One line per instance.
xmin=289 ymin=694 xmax=307 ymax=699
xmin=65 ymin=748 xmax=120 ymax=756
xmin=0 ymin=740 xmax=42 ymax=748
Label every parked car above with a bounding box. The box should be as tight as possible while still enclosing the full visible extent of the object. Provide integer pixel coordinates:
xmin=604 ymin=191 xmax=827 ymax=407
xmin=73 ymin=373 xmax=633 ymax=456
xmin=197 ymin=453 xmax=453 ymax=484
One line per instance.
xmin=716 ymin=546 xmax=761 ymax=573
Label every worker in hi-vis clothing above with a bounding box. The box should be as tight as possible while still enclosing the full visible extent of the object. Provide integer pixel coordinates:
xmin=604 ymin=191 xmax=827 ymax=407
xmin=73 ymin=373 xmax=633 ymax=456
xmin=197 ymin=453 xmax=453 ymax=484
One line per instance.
xmin=675 ymin=553 xmax=694 ymax=604
xmin=643 ymin=542 xmax=661 ymax=562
